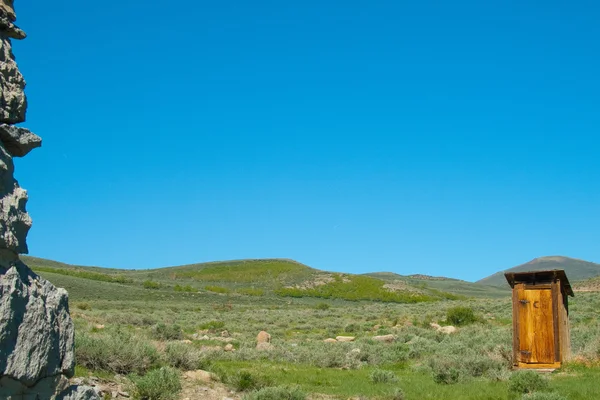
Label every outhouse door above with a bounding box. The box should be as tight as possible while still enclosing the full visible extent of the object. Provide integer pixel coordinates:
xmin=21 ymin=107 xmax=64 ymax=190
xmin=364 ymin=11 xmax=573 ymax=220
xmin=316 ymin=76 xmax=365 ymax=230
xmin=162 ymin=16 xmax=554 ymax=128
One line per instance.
xmin=515 ymin=285 xmax=555 ymax=364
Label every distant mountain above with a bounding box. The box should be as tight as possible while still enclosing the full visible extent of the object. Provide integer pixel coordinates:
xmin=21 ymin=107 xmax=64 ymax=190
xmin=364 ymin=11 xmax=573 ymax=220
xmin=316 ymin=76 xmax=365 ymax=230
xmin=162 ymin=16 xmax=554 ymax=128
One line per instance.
xmin=477 ymin=256 xmax=600 ymax=287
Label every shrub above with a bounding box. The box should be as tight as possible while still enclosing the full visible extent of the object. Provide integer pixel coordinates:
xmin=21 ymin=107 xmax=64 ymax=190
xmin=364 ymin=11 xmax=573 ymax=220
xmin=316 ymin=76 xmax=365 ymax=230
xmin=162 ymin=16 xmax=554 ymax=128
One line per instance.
xmin=314 ymin=302 xmax=330 ymax=310
xmin=143 ymin=280 xmax=161 ymax=289
xmin=75 ymin=331 xmax=160 ymax=375
xmin=446 ymin=306 xmax=477 ymax=326
xmin=243 ymin=386 xmax=306 ymax=400
xmin=229 ymin=371 xmax=271 ymax=392
xmin=344 ymin=323 xmax=360 ymax=333
xmin=238 ymin=288 xmax=265 ymax=296
xmin=75 ymin=302 xmax=91 ymax=311
xmin=174 ymin=284 xmax=195 ymax=292
xmin=508 ymin=371 xmax=549 ymax=394
xmin=205 ymin=285 xmax=230 ymax=294
xmin=152 ymin=324 xmax=183 ymax=340
xmin=521 ymin=393 xmax=567 ymax=400
xmin=369 ymin=369 xmax=398 ymax=383
xmin=431 ymin=365 xmax=460 ymax=384
xmin=131 ymin=366 xmax=181 ymax=400
xmin=164 ymin=342 xmax=205 ymax=370
xmin=390 ymin=388 xmax=405 ymax=400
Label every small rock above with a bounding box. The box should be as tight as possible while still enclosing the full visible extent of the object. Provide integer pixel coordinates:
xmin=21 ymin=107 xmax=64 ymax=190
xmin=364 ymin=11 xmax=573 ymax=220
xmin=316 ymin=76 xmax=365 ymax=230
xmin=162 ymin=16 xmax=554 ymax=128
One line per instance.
xmin=256 ymin=342 xmax=273 ymax=351
xmin=221 ymin=330 xmax=230 ymax=337
xmin=438 ymin=325 xmax=457 ymax=334
xmin=335 ymin=336 xmax=355 ymax=342
xmin=224 ymin=343 xmax=234 ymax=352
xmin=256 ymin=330 xmax=271 ymax=344
xmin=430 ymin=322 xmax=441 ymax=330
xmin=180 ymin=339 xmax=192 ymax=344
xmin=94 ymin=324 xmax=105 ymax=330
xmin=111 ymin=391 xmax=118 ymax=399
xmin=118 ymin=391 xmax=130 ymax=398
xmin=373 ymin=334 xmax=396 ymax=343
xmin=323 ymin=338 xmax=337 ymax=343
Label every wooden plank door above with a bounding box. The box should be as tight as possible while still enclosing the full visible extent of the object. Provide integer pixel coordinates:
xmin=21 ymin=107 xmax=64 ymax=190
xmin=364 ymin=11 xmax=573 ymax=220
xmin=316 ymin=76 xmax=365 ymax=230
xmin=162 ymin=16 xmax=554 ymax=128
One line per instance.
xmin=517 ymin=288 xmax=555 ymax=364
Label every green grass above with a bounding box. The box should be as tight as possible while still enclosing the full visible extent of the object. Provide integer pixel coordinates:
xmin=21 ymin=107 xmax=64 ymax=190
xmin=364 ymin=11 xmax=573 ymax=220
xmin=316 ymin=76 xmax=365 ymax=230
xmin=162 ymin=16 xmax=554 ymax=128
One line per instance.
xmin=205 ymin=285 xmax=231 ymax=294
xmin=211 ymin=361 xmax=600 ymax=400
xmin=276 ymin=274 xmax=442 ymax=303
xmin=31 ymin=266 xmax=132 ymax=284
xmin=164 ymin=259 xmax=316 ymax=285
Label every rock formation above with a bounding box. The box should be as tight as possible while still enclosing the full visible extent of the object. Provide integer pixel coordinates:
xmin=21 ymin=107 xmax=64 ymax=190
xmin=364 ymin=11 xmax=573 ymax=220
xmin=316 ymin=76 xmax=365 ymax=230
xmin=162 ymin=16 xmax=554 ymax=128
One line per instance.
xmin=0 ymin=2 xmax=99 ymax=399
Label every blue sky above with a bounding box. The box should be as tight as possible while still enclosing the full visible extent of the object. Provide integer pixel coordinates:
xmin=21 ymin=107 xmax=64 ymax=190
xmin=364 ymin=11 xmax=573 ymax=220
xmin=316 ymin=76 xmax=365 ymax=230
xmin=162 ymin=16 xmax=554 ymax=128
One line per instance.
xmin=12 ymin=1 xmax=599 ymax=281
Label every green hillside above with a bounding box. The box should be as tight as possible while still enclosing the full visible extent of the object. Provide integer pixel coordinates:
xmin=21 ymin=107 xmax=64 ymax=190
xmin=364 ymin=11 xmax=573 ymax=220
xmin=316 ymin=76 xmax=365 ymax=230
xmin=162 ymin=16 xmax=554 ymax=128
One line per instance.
xmin=21 ymin=256 xmax=463 ymax=303
xmin=575 ymin=275 xmax=600 ymax=292
xmin=477 ymin=256 xmax=600 ymax=287
xmin=365 ymin=272 xmax=509 ymax=298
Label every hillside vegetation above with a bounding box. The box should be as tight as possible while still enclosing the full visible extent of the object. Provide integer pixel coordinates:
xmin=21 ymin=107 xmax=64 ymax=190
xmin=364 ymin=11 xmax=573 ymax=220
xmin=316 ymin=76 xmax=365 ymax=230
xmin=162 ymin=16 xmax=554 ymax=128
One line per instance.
xmin=477 ymin=256 xmax=600 ymax=287
xmin=23 ymin=256 xmax=462 ymax=303
xmin=28 ymin=256 xmax=600 ymax=400
xmin=576 ymin=276 xmax=600 ymax=292
xmin=365 ymin=272 xmax=509 ymax=298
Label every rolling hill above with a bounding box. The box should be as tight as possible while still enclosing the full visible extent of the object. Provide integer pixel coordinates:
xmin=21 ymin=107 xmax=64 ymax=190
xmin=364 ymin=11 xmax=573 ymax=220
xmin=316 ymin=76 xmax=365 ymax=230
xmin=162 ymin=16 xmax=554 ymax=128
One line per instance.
xmin=21 ymin=256 xmax=464 ymax=303
xmin=476 ymin=256 xmax=600 ymax=287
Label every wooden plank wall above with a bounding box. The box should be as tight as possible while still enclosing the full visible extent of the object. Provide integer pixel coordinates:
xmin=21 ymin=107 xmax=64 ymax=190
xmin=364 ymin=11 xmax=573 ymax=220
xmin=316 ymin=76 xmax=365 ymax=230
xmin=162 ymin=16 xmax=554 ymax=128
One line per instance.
xmin=559 ymin=281 xmax=572 ymax=361
xmin=512 ymin=283 xmax=521 ymax=366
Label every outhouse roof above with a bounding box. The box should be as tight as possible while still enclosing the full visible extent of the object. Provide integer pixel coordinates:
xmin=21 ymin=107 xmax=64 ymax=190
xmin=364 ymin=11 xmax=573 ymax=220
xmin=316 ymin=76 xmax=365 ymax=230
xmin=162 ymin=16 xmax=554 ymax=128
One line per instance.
xmin=504 ymin=269 xmax=574 ymax=297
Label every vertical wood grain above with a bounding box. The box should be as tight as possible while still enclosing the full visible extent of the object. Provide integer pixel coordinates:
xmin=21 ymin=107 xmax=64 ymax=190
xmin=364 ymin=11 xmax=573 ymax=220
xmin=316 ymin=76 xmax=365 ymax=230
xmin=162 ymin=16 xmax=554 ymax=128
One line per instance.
xmin=552 ymin=280 xmax=560 ymax=362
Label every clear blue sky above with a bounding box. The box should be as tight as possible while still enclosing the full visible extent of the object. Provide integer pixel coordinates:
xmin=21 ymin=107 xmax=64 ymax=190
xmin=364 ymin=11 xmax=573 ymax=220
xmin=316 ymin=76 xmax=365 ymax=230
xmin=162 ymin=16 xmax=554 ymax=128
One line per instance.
xmin=13 ymin=0 xmax=600 ymax=281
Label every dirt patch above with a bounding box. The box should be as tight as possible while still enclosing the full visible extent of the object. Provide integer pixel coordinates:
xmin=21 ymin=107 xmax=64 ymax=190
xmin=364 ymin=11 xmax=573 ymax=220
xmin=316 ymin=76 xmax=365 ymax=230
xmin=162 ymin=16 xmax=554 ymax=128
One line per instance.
xmin=179 ymin=379 xmax=240 ymax=400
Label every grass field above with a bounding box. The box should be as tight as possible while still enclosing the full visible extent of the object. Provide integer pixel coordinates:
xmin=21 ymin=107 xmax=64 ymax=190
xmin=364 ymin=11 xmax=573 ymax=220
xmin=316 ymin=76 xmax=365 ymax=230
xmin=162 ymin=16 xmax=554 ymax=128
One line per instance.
xmin=26 ymin=256 xmax=600 ymax=400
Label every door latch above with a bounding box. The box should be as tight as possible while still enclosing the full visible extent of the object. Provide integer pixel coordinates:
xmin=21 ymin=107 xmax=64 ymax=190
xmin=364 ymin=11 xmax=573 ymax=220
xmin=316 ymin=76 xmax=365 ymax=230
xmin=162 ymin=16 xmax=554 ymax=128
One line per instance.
xmin=519 ymin=299 xmax=530 ymax=305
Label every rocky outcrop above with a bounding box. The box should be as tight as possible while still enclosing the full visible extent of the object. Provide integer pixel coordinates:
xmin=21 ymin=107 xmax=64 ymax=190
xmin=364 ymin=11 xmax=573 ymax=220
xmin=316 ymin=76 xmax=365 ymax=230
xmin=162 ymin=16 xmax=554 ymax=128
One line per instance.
xmin=0 ymin=143 xmax=32 ymax=254
xmin=0 ymin=124 xmax=41 ymax=156
xmin=0 ymin=254 xmax=74 ymax=385
xmin=0 ymin=2 xmax=99 ymax=399
xmin=0 ymin=30 xmax=26 ymax=124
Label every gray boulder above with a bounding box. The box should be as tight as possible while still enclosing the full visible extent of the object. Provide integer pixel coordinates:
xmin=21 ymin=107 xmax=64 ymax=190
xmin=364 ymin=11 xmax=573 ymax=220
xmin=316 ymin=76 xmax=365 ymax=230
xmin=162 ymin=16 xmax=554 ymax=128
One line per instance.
xmin=0 ymin=253 xmax=75 ymax=386
xmin=55 ymin=385 xmax=101 ymax=400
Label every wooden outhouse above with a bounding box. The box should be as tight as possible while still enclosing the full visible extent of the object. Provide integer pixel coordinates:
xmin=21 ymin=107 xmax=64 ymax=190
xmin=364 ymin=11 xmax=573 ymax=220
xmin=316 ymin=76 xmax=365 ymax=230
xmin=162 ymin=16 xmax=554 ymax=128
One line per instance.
xmin=505 ymin=270 xmax=574 ymax=369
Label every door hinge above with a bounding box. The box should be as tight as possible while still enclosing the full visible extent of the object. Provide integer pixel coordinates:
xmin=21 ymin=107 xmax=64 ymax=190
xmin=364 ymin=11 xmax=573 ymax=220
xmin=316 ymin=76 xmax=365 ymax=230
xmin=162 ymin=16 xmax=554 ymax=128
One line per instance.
xmin=520 ymin=350 xmax=531 ymax=356
xmin=519 ymin=299 xmax=530 ymax=305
